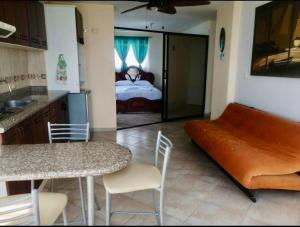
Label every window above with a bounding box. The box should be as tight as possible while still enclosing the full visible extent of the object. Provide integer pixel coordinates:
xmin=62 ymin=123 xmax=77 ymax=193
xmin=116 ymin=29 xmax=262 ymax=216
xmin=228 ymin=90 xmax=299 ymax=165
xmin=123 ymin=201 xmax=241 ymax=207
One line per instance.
xmin=114 ymin=36 xmax=149 ymax=72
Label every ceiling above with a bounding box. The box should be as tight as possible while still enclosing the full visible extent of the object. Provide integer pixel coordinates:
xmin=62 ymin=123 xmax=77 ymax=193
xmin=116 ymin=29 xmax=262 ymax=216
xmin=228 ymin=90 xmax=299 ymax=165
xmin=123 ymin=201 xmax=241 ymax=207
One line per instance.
xmin=91 ymin=1 xmax=224 ymax=32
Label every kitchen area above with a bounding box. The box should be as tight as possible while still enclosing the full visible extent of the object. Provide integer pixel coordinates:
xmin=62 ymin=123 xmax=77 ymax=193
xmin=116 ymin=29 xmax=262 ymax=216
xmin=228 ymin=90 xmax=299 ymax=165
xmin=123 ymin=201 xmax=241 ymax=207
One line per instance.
xmin=0 ymin=1 xmax=90 ymax=196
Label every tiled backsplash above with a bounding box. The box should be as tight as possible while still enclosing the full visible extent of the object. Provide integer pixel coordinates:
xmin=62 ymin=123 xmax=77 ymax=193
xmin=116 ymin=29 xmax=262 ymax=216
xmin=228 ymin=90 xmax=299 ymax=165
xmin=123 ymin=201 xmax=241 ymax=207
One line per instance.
xmin=0 ymin=46 xmax=47 ymax=93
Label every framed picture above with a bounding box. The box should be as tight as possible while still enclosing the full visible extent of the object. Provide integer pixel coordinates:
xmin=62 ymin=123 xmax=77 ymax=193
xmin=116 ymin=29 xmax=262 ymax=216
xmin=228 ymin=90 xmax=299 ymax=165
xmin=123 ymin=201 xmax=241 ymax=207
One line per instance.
xmin=251 ymin=1 xmax=300 ymax=78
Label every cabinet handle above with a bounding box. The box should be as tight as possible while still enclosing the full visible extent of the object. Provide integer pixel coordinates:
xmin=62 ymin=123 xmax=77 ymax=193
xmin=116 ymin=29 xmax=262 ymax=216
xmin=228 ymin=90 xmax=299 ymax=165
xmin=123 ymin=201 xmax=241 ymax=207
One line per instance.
xmin=16 ymin=127 xmax=24 ymax=136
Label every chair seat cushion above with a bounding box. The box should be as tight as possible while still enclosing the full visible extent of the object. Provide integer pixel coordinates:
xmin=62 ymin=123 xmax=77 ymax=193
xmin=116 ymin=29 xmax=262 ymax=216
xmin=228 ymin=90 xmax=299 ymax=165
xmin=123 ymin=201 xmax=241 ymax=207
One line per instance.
xmin=0 ymin=192 xmax=67 ymax=225
xmin=103 ymin=163 xmax=161 ymax=194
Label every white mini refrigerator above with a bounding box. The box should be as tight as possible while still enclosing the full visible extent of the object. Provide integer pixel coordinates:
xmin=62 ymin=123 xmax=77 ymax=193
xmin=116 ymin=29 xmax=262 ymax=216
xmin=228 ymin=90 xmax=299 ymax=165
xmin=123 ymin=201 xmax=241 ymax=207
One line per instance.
xmin=68 ymin=90 xmax=92 ymax=138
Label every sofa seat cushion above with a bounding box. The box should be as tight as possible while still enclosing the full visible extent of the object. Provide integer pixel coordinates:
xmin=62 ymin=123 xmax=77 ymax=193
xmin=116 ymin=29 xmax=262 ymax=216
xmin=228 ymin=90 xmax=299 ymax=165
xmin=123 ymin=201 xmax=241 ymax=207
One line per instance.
xmin=185 ymin=120 xmax=300 ymax=188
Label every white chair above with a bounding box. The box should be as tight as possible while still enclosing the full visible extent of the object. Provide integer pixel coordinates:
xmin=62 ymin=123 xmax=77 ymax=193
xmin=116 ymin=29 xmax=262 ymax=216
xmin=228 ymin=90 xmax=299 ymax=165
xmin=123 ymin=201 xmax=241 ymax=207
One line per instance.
xmin=47 ymin=122 xmax=100 ymax=225
xmin=103 ymin=131 xmax=173 ymax=226
xmin=0 ymin=189 xmax=68 ymax=226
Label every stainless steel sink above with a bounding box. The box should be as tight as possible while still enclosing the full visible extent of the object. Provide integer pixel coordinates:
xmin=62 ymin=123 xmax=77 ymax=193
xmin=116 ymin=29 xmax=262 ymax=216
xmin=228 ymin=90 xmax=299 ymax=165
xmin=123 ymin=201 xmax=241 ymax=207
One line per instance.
xmin=4 ymin=99 xmax=34 ymax=108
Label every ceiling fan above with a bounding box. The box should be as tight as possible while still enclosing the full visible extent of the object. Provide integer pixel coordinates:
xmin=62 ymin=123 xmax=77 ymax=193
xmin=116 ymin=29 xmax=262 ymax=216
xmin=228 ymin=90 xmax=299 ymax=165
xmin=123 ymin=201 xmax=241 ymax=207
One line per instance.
xmin=121 ymin=0 xmax=211 ymax=15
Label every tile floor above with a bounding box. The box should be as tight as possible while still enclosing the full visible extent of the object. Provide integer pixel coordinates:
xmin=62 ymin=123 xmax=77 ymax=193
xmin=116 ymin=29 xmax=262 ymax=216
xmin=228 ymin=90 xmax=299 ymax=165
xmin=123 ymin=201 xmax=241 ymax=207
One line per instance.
xmin=53 ymin=120 xmax=300 ymax=225
xmin=117 ymin=113 xmax=161 ymax=129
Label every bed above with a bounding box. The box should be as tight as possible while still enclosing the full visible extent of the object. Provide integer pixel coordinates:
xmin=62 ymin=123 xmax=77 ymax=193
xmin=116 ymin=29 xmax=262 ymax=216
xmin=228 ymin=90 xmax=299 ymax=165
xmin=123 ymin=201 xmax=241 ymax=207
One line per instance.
xmin=116 ymin=66 xmax=162 ymax=113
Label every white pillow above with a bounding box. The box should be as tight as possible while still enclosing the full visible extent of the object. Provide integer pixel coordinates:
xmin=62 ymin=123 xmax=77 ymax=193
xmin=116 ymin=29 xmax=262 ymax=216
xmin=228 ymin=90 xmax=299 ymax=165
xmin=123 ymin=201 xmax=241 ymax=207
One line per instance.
xmin=134 ymin=80 xmax=153 ymax=87
xmin=115 ymin=80 xmax=134 ymax=86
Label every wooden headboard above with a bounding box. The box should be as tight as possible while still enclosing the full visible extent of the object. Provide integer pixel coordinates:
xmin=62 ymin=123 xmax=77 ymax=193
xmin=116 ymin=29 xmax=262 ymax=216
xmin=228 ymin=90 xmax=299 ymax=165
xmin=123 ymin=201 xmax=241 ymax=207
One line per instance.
xmin=116 ymin=66 xmax=155 ymax=84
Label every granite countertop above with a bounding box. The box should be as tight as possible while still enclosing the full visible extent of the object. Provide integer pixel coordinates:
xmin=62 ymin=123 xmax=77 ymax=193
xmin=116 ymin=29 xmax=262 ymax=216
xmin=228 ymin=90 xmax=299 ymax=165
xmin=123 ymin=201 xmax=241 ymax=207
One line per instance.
xmin=0 ymin=142 xmax=132 ymax=181
xmin=0 ymin=87 xmax=69 ymax=133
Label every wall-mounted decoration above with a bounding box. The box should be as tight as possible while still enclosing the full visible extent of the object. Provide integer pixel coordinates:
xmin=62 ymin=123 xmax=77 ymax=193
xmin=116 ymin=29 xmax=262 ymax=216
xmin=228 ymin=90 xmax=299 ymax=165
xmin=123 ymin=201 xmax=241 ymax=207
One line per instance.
xmin=219 ymin=27 xmax=225 ymax=60
xmin=56 ymin=54 xmax=67 ymax=83
xmin=251 ymin=1 xmax=300 ymax=77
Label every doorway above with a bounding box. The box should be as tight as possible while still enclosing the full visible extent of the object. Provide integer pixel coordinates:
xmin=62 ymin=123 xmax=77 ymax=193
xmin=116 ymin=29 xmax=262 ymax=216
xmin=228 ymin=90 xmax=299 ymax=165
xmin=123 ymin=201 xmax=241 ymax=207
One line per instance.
xmin=114 ymin=27 xmax=209 ymax=129
xmin=163 ymin=33 xmax=208 ymax=120
xmin=114 ymin=28 xmax=164 ymax=129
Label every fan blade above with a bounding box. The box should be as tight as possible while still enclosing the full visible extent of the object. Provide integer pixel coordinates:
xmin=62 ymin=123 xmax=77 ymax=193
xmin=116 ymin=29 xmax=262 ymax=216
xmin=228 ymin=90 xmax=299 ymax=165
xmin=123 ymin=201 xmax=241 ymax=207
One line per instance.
xmin=171 ymin=0 xmax=211 ymax=6
xmin=157 ymin=5 xmax=177 ymax=14
xmin=121 ymin=4 xmax=149 ymax=14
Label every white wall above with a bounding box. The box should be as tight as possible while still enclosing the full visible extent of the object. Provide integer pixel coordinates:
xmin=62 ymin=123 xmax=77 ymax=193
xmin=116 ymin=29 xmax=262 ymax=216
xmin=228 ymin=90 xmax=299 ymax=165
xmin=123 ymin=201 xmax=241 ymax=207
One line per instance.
xmin=114 ymin=29 xmax=163 ymax=90
xmin=76 ymin=3 xmax=116 ymax=130
xmin=233 ymin=1 xmax=300 ymax=121
xmin=210 ymin=1 xmax=242 ymax=119
xmin=184 ymin=20 xmax=212 ymax=35
xmin=184 ymin=20 xmax=216 ymax=115
xmin=211 ymin=1 xmax=300 ymax=122
xmin=45 ymin=5 xmax=80 ymax=93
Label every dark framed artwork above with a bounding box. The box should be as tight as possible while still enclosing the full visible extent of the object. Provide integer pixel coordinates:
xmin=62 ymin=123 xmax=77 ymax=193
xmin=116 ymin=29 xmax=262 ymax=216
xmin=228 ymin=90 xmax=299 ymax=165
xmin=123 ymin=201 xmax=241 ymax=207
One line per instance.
xmin=251 ymin=1 xmax=300 ymax=77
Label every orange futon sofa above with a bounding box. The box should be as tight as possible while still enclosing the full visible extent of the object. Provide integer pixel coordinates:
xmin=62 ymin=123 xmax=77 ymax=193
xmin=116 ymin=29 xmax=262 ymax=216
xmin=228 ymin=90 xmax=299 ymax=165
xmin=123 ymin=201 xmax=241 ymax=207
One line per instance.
xmin=185 ymin=103 xmax=300 ymax=200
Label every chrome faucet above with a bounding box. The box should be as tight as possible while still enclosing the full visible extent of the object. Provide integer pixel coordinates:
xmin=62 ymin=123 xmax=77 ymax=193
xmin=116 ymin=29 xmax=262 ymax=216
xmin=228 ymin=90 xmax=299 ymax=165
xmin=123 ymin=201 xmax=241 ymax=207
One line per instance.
xmin=0 ymin=79 xmax=12 ymax=94
xmin=4 ymin=80 xmax=12 ymax=94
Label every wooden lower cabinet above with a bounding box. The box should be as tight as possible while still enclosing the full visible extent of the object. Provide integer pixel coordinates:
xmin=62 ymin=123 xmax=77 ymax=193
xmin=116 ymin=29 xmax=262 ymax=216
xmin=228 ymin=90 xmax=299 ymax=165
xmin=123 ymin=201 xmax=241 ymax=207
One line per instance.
xmin=0 ymin=95 xmax=69 ymax=195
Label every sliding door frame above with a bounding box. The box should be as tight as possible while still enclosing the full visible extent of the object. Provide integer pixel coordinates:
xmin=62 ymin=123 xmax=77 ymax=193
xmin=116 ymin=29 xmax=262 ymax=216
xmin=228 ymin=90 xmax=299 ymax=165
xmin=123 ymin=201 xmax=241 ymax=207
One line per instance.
xmin=114 ymin=26 xmax=209 ymax=129
xmin=163 ymin=32 xmax=209 ymax=121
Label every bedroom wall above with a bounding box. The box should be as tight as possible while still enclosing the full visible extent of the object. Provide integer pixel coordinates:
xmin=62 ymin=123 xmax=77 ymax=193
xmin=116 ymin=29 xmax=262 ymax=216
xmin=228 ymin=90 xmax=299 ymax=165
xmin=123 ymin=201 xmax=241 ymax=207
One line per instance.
xmin=148 ymin=33 xmax=163 ymax=90
xmin=114 ymin=29 xmax=163 ymax=90
xmin=76 ymin=3 xmax=116 ymax=130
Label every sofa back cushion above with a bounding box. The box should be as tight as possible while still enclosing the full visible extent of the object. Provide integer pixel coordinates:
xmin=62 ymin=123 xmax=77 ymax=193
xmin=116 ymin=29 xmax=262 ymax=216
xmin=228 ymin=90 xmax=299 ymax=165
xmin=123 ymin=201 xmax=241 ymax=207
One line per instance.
xmin=217 ymin=103 xmax=300 ymax=150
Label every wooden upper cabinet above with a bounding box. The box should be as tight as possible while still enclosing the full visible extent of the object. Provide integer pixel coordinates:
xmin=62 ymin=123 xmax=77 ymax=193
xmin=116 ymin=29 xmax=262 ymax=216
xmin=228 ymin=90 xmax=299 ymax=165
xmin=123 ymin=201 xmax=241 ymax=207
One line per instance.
xmin=27 ymin=1 xmax=47 ymax=49
xmin=0 ymin=1 xmax=17 ymax=44
xmin=0 ymin=1 xmax=3 ymax=19
xmin=36 ymin=2 xmax=47 ymax=49
xmin=0 ymin=0 xmax=47 ymax=49
xmin=15 ymin=1 xmax=30 ymax=46
xmin=75 ymin=8 xmax=84 ymax=44
xmin=27 ymin=1 xmax=40 ymax=48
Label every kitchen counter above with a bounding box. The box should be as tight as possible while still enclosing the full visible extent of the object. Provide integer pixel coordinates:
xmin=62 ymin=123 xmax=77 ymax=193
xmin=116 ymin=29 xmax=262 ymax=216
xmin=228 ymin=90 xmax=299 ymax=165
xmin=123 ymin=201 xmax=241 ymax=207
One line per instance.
xmin=0 ymin=142 xmax=132 ymax=181
xmin=0 ymin=87 xmax=68 ymax=133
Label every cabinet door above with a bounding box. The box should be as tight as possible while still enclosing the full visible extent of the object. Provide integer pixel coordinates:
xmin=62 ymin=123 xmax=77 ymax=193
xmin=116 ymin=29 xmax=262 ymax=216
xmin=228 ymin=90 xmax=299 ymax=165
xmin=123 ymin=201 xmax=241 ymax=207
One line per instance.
xmin=0 ymin=1 xmax=17 ymax=44
xmin=20 ymin=121 xmax=33 ymax=144
xmin=1 ymin=127 xmax=21 ymax=145
xmin=0 ymin=1 xmax=4 ymax=22
xmin=75 ymin=8 xmax=84 ymax=44
xmin=15 ymin=0 xmax=29 ymax=46
xmin=32 ymin=114 xmax=46 ymax=144
xmin=49 ymin=101 xmax=59 ymax=123
xmin=27 ymin=1 xmax=47 ymax=49
xmin=27 ymin=1 xmax=40 ymax=48
xmin=36 ymin=2 xmax=47 ymax=49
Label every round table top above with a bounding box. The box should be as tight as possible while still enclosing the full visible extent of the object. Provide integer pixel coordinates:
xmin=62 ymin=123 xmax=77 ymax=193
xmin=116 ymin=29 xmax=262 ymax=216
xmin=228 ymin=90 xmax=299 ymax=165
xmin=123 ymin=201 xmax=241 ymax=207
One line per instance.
xmin=0 ymin=142 xmax=132 ymax=181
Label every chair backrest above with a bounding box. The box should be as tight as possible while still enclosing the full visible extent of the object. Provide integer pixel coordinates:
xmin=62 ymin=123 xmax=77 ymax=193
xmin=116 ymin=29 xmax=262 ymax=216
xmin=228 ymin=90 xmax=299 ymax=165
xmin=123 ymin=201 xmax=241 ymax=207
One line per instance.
xmin=154 ymin=131 xmax=173 ymax=189
xmin=48 ymin=122 xmax=90 ymax=143
xmin=0 ymin=189 xmax=40 ymax=226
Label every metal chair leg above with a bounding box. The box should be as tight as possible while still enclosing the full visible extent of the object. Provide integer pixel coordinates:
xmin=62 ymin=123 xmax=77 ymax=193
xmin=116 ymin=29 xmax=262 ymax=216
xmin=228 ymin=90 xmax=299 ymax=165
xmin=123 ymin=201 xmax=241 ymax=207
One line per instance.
xmin=159 ymin=190 xmax=164 ymax=226
xmin=95 ymin=194 xmax=101 ymax=211
xmin=78 ymin=177 xmax=87 ymax=225
xmin=51 ymin=179 xmax=54 ymax=192
xmin=153 ymin=190 xmax=160 ymax=225
xmin=106 ymin=191 xmax=111 ymax=226
xmin=62 ymin=208 xmax=68 ymax=226
xmin=31 ymin=180 xmax=35 ymax=190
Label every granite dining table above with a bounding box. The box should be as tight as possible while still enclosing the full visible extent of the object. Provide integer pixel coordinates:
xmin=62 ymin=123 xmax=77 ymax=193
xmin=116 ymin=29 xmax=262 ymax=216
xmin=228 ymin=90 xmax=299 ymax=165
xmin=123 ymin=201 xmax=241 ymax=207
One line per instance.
xmin=0 ymin=141 xmax=132 ymax=226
